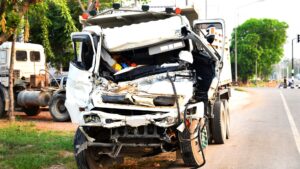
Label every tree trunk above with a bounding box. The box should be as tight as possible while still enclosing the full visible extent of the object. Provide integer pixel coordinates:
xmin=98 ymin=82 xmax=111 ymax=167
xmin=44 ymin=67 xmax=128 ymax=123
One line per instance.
xmin=8 ymin=32 xmax=17 ymax=122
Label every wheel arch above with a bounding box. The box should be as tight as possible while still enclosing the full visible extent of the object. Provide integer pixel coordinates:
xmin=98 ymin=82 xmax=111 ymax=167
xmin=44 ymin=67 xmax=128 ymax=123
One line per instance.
xmin=53 ymin=88 xmax=66 ymax=95
xmin=219 ymin=87 xmax=231 ymax=101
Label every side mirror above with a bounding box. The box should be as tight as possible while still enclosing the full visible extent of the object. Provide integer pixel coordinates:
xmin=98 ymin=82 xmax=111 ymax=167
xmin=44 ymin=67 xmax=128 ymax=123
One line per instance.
xmin=206 ymin=34 xmax=215 ymax=44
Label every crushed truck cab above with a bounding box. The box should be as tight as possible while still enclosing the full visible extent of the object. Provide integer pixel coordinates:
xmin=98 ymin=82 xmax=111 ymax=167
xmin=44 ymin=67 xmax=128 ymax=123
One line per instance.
xmin=66 ymin=6 xmax=231 ymax=169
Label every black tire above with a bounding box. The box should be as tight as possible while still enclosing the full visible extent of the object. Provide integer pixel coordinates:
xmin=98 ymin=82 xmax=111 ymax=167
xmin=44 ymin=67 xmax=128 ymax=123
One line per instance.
xmin=211 ymin=100 xmax=226 ymax=144
xmin=179 ymin=119 xmax=208 ymax=167
xmin=74 ymin=128 xmax=122 ymax=169
xmin=49 ymin=93 xmax=70 ymax=122
xmin=23 ymin=106 xmax=40 ymax=116
xmin=222 ymin=99 xmax=230 ymax=139
xmin=0 ymin=96 xmax=6 ymax=118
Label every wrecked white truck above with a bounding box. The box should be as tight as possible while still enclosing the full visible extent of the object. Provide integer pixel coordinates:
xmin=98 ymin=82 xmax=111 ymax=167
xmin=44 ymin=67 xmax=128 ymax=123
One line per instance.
xmin=66 ymin=5 xmax=232 ymax=168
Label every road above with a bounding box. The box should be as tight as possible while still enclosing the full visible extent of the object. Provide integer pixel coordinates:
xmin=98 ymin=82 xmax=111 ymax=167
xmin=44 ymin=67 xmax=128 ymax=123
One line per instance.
xmin=201 ymin=88 xmax=300 ymax=169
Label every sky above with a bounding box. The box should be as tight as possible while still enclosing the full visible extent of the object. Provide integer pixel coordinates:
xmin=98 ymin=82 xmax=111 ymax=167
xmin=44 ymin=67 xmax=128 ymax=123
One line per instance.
xmin=149 ymin=0 xmax=300 ymax=59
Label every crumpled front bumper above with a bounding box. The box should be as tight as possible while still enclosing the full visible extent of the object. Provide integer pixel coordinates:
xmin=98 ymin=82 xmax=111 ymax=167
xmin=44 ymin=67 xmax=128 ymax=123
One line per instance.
xmin=79 ymin=109 xmax=178 ymax=128
xmin=76 ymin=101 xmax=204 ymax=129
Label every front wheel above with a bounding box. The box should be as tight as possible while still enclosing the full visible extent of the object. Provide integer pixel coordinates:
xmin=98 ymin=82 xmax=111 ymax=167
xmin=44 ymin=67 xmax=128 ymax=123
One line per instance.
xmin=179 ymin=119 xmax=208 ymax=167
xmin=74 ymin=128 xmax=123 ymax=169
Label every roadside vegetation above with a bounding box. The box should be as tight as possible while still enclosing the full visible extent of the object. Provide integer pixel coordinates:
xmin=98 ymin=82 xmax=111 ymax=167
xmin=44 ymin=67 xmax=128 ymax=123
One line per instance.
xmin=238 ymin=80 xmax=280 ymax=88
xmin=0 ymin=123 xmax=76 ymax=169
xmin=230 ymin=18 xmax=288 ymax=83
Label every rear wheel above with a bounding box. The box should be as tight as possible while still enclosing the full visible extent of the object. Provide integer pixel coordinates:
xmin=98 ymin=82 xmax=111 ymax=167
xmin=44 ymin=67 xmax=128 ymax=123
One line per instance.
xmin=49 ymin=93 xmax=70 ymax=122
xmin=0 ymin=96 xmax=6 ymax=118
xmin=211 ymin=100 xmax=226 ymax=144
xmin=74 ymin=128 xmax=123 ymax=169
xmin=179 ymin=119 xmax=208 ymax=167
xmin=23 ymin=106 xmax=40 ymax=116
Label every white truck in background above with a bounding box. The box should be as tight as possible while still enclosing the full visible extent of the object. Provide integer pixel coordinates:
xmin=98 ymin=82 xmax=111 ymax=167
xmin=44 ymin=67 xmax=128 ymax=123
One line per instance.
xmin=0 ymin=42 xmax=70 ymax=122
xmin=67 ymin=4 xmax=232 ymax=168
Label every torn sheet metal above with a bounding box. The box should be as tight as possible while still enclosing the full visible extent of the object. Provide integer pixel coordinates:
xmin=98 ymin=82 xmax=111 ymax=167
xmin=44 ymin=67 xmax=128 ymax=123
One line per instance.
xmin=118 ymin=70 xmax=194 ymax=96
xmin=102 ymin=16 xmax=188 ymax=52
xmin=65 ymin=63 xmax=93 ymax=124
xmin=80 ymin=101 xmax=205 ymax=128
xmin=92 ymin=70 xmax=194 ymax=108
xmin=101 ymin=94 xmax=176 ymax=107
xmin=131 ymin=95 xmax=155 ymax=107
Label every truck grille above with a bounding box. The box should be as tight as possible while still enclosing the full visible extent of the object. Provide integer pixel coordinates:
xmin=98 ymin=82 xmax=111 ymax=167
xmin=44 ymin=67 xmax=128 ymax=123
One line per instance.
xmin=110 ymin=125 xmax=165 ymax=140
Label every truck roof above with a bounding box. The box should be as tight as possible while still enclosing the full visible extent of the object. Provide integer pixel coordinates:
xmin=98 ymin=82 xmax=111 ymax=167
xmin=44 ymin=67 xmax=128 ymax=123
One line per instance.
xmin=0 ymin=42 xmax=44 ymax=51
xmin=86 ymin=7 xmax=198 ymax=28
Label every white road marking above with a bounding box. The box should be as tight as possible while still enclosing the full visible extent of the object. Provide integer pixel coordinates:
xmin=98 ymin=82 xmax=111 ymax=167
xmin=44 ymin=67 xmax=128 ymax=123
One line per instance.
xmin=280 ymin=91 xmax=300 ymax=155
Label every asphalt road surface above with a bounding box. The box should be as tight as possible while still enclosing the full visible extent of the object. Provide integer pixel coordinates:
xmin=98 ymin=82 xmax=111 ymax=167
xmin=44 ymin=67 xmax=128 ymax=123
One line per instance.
xmin=171 ymin=88 xmax=300 ymax=169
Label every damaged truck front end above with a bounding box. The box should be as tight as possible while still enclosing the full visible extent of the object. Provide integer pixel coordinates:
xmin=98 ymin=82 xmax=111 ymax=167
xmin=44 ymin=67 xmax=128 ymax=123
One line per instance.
xmin=66 ymin=7 xmax=229 ymax=169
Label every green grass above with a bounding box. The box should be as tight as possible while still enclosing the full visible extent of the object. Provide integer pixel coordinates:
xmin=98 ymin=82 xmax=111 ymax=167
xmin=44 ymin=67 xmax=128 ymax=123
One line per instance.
xmin=234 ymin=87 xmax=247 ymax=92
xmin=0 ymin=124 xmax=76 ymax=169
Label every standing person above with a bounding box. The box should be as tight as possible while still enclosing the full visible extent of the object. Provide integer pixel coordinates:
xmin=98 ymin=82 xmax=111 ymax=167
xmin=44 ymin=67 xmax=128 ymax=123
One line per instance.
xmin=283 ymin=76 xmax=287 ymax=88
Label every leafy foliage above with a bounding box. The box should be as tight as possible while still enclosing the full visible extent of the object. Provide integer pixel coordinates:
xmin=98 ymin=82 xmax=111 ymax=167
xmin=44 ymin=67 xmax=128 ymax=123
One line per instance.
xmin=28 ymin=0 xmax=79 ymax=68
xmin=0 ymin=0 xmax=42 ymax=43
xmin=230 ymin=18 xmax=288 ymax=82
xmin=27 ymin=0 xmax=115 ymax=68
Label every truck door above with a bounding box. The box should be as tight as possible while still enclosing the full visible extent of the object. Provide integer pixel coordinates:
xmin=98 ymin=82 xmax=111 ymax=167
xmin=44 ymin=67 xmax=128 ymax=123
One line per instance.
xmin=65 ymin=32 xmax=98 ymax=123
xmin=193 ymin=19 xmax=226 ymax=59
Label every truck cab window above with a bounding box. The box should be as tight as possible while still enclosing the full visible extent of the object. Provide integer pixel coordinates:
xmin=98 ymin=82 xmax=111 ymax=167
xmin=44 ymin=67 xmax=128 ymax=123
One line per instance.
xmin=72 ymin=36 xmax=95 ymax=71
xmin=16 ymin=51 xmax=27 ymax=61
xmin=0 ymin=51 xmax=6 ymax=64
xmin=30 ymin=51 xmax=41 ymax=62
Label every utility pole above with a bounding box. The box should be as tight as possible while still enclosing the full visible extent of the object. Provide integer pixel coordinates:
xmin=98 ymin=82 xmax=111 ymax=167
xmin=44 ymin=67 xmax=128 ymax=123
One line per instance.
xmin=292 ymin=38 xmax=295 ymax=84
xmin=234 ymin=19 xmax=238 ymax=82
xmin=291 ymin=34 xmax=300 ymax=86
xmin=205 ymin=0 xmax=207 ymax=19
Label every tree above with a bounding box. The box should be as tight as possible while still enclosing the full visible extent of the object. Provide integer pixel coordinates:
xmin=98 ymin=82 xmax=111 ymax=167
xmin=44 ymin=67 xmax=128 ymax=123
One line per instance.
xmin=27 ymin=0 xmax=78 ymax=69
xmin=27 ymin=0 xmax=114 ymax=69
xmin=0 ymin=0 xmax=42 ymax=121
xmin=230 ymin=18 xmax=288 ymax=83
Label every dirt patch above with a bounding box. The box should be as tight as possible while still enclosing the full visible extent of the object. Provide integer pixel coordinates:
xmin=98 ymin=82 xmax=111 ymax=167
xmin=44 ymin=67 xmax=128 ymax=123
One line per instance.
xmin=0 ymin=111 xmax=77 ymax=132
xmin=59 ymin=150 xmax=74 ymax=158
xmin=46 ymin=165 xmax=66 ymax=169
xmin=113 ymin=152 xmax=177 ymax=169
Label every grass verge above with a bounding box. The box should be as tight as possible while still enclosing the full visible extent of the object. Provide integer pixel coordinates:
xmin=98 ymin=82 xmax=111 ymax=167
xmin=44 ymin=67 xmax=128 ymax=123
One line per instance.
xmin=234 ymin=87 xmax=247 ymax=92
xmin=0 ymin=123 xmax=76 ymax=169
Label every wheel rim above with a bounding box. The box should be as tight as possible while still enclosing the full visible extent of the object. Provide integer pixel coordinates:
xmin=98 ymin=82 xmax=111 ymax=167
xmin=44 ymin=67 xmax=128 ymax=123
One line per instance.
xmin=55 ymin=99 xmax=67 ymax=115
xmin=191 ymin=119 xmax=207 ymax=165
